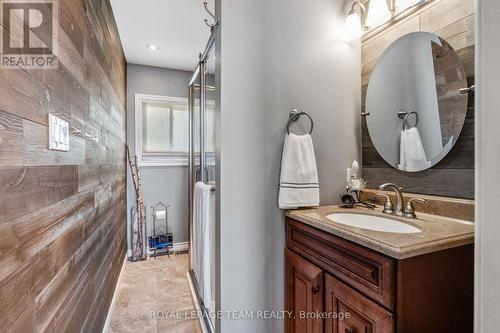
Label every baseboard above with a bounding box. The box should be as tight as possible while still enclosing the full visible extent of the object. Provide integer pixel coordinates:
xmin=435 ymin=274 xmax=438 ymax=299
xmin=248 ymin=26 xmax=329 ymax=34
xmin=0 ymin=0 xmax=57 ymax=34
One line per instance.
xmin=102 ymin=254 xmax=127 ymax=333
xmin=146 ymin=241 xmax=189 ymax=256
xmin=173 ymin=241 xmax=189 ymax=252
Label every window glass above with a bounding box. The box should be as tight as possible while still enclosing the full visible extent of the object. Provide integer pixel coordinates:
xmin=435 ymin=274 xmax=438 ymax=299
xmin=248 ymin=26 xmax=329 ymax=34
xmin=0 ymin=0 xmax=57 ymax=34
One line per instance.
xmin=137 ymin=96 xmax=189 ymax=163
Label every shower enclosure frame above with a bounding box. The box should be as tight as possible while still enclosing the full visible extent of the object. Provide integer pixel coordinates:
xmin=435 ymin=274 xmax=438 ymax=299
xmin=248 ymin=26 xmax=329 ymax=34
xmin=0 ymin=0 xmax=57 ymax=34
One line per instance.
xmin=188 ymin=27 xmax=218 ymax=333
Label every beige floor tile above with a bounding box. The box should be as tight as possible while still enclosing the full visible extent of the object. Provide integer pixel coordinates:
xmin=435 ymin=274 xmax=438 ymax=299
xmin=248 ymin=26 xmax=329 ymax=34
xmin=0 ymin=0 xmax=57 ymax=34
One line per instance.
xmin=108 ymin=254 xmax=201 ymax=333
xmin=157 ymin=318 xmax=202 ymax=333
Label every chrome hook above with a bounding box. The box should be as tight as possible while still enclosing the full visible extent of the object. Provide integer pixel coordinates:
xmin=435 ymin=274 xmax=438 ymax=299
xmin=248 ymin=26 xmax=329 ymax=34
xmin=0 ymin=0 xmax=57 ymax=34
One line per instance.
xmin=203 ymin=1 xmax=219 ymax=30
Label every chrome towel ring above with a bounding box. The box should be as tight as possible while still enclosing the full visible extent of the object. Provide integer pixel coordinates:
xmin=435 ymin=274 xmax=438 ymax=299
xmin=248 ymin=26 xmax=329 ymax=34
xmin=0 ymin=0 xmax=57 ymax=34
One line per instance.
xmin=287 ymin=109 xmax=314 ymax=135
xmin=397 ymin=110 xmax=418 ymax=131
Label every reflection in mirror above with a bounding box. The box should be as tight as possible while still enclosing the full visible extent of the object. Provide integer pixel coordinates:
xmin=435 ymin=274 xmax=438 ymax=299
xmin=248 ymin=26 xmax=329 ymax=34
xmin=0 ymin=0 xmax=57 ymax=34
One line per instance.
xmin=365 ymin=32 xmax=468 ymax=172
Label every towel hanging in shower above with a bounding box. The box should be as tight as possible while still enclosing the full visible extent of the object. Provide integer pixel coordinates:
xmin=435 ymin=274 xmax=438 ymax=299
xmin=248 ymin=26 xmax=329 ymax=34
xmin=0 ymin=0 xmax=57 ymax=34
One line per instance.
xmin=193 ymin=182 xmax=214 ymax=307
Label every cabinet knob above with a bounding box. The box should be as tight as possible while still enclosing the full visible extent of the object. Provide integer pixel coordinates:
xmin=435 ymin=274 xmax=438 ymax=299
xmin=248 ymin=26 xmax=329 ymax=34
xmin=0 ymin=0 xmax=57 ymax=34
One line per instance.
xmin=312 ymin=286 xmax=320 ymax=294
xmin=345 ymin=329 xmax=354 ymax=333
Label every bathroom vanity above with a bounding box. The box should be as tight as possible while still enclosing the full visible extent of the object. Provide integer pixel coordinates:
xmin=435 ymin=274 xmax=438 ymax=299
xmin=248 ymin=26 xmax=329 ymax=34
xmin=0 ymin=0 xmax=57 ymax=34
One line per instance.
xmin=284 ymin=206 xmax=474 ymax=333
xmin=283 ymin=1 xmax=476 ymax=332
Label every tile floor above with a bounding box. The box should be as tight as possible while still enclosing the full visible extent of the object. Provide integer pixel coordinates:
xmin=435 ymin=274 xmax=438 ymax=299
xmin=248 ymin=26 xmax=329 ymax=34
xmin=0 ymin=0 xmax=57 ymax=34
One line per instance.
xmin=108 ymin=254 xmax=202 ymax=333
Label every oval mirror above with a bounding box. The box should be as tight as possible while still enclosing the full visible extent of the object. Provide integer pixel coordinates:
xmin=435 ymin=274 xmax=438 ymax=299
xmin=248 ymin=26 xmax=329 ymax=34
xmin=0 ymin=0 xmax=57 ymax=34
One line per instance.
xmin=365 ymin=32 xmax=469 ymax=172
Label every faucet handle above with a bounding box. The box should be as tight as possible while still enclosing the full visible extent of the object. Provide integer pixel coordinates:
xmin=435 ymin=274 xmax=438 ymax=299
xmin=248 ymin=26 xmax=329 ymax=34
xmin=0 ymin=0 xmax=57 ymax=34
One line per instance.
xmin=375 ymin=193 xmax=394 ymax=214
xmin=404 ymin=198 xmax=428 ymax=219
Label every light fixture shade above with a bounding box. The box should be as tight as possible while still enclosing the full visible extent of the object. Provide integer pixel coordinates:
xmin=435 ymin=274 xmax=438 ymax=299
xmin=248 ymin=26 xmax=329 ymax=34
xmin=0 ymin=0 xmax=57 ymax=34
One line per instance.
xmin=366 ymin=0 xmax=391 ymax=27
xmin=344 ymin=12 xmax=363 ymax=41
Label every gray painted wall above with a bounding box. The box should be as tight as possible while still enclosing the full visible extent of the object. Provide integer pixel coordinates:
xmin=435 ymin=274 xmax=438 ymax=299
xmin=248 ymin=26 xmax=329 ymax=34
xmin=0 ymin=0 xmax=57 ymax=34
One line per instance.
xmin=216 ymin=0 xmax=360 ymax=331
xmin=126 ymin=64 xmax=192 ymax=256
xmin=475 ymin=1 xmax=500 ymax=331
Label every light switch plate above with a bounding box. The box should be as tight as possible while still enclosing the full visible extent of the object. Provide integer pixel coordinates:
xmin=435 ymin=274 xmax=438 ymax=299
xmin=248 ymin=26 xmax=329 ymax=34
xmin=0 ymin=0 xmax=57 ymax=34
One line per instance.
xmin=48 ymin=114 xmax=70 ymax=151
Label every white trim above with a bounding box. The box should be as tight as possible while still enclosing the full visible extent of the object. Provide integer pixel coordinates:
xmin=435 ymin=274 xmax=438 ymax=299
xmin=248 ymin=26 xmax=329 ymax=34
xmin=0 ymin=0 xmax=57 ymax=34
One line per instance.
xmin=128 ymin=242 xmax=189 ymax=260
xmin=134 ymin=93 xmax=189 ymax=167
xmin=187 ymin=272 xmax=210 ymax=333
xmin=102 ymin=254 xmax=127 ymax=333
xmin=474 ymin=1 xmax=500 ymax=331
xmin=172 ymin=241 xmax=189 ymax=252
xmin=138 ymin=160 xmax=188 ymax=167
xmin=147 ymin=241 xmax=190 ymax=256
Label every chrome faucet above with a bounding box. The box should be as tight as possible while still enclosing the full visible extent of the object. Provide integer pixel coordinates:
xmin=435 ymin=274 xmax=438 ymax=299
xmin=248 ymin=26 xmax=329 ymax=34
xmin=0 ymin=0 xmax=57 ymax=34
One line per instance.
xmin=379 ymin=183 xmax=404 ymax=216
xmin=378 ymin=183 xmax=428 ymax=219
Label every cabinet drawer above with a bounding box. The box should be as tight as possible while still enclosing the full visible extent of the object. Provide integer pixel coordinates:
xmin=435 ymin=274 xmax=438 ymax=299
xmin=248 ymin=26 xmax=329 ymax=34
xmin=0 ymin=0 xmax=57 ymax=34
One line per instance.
xmin=286 ymin=218 xmax=395 ymax=310
xmin=325 ymin=274 xmax=394 ymax=333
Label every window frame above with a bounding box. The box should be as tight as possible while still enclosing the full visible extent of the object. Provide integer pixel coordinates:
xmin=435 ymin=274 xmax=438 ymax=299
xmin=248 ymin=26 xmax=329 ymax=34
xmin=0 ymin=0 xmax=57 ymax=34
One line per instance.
xmin=134 ymin=93 xmax=189 ymax=167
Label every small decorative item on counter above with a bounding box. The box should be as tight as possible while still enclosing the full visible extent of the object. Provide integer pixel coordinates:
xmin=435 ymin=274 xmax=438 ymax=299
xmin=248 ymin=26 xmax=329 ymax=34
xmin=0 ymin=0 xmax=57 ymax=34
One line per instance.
xmin=340 ymin=188 xmax=356 ymax=208
xmin=346 ymin=160 xmax=366 ymax=191
xmin=351 ymin=189 xmax=376 ymax=209
xmin=351 ymin=160 xmax=360 ymax=179
xmin=350 ymin=178 xmax=366 ymax=191
xmin=341 ymin=160 xmax=374 ymax=209
xmin=346 ymin=168 xmax=353 ymax=187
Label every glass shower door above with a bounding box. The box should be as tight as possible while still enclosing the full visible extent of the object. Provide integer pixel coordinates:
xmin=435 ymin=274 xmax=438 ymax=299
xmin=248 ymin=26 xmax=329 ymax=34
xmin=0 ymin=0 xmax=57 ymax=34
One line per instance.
xmin=203 ymin=44 xmax=217 ymax=322
xmin=189 ymin=72 xmax=201 ymax=272
xmin=188 ymin=37 xmax=217 ymax=333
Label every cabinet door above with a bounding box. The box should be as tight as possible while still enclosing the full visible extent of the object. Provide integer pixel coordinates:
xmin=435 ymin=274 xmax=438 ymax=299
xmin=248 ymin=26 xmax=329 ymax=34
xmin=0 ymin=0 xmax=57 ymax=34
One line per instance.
xmin=325 ymin=274 xmax=393 ymax=333
xmin=285 ymin=249 xmax=324 ymax=333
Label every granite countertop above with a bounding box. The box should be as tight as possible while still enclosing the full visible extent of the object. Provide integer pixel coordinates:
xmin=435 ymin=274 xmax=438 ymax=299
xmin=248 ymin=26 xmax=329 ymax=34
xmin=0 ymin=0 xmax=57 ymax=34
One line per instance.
xmin=286 ymin=205 xmax=474 ymax=259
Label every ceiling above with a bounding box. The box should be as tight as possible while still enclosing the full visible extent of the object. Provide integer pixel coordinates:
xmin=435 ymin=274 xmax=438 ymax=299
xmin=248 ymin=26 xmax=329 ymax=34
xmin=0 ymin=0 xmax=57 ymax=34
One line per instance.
xmin=110 ymin=0 xmax=213 ymax=71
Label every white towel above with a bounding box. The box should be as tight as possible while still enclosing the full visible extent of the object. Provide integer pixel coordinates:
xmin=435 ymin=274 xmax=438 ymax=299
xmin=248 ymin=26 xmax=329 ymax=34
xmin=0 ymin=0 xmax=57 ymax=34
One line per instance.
xmin=279 ymin=134 xmax=320 ymax=209
xmin=193 ymin=182 xmax=213 ymax=307
xmin=398 ymin=127 xmax=431 ymax=172
xmin=155 ymin=210 xmax=166 ymax=219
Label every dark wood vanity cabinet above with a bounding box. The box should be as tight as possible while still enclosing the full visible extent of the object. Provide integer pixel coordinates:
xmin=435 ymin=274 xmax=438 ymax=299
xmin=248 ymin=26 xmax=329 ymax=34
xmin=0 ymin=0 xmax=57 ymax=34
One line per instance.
xmin=325 ymin=274 xmax=394 ymax=333
xmin=285 ymin=248 xmax=324 ymax=333
xmin=285 ymin=218 xmax=474 ymax=333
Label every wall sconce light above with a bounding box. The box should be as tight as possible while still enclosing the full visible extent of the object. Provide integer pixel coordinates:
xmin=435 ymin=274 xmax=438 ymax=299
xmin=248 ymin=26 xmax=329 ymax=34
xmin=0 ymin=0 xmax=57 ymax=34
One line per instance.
xmin=344 ymin=0 xmax=426 ymax=40
xmin=344 ymin=1 xmax=365 ymax=41
xmin=365 ymin=0 xmax=393 ymax=27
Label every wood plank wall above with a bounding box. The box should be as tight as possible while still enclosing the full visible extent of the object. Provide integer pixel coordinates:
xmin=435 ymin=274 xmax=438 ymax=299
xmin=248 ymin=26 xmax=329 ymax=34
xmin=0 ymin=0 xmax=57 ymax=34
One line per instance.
xmin=0 ymin=0 xmax=127 ymax=331
xmin=361 ymin=0 xmax=475 ymax=199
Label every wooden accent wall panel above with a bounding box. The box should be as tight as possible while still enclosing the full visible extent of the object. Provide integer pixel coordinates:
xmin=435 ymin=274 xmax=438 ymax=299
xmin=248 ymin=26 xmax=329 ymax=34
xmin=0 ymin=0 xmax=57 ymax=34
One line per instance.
xmin=361 ymin=0 xmax=475 ymax=199
xmin=0 ymin=0 xmax=127 ymax=332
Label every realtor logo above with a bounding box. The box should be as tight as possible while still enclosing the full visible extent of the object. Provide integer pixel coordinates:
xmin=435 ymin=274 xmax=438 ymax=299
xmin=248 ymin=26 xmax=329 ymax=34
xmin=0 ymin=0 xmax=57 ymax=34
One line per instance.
xmin=0 ymin=0 xmax=58 ymax=69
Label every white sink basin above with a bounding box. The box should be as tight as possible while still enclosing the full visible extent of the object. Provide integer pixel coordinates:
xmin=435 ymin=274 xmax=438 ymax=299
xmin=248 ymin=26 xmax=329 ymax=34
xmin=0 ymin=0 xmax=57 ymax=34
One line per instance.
xmin=326 ymin=213 xmax=421 ymax=234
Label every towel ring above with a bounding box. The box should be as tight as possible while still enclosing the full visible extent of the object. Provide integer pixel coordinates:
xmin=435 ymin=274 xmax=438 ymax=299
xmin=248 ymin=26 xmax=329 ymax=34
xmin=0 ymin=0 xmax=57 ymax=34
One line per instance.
xmin=397 ymin=110 xmax=418 ymax=131
xmin=287 ymin=109 xmax=314 ymax=135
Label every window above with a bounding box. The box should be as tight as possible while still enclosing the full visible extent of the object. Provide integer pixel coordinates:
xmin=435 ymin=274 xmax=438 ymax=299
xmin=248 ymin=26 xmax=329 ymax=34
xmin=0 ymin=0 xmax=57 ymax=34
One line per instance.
xmin=135 ymin=94 xmax=189 ymax=166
